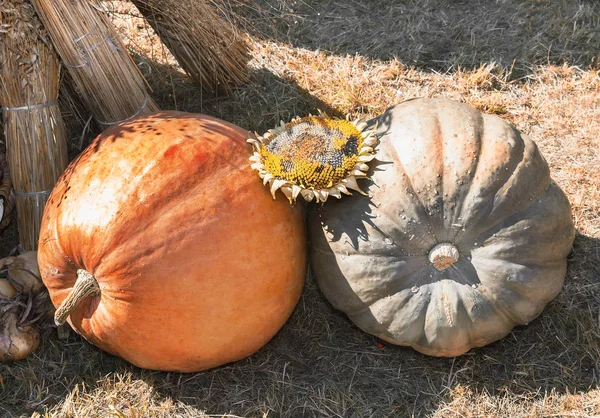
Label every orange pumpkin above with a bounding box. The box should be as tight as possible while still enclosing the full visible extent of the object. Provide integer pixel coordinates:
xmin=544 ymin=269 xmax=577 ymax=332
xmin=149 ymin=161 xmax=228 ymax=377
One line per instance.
xmin=38 ymin=112 xmax=307 ymax=372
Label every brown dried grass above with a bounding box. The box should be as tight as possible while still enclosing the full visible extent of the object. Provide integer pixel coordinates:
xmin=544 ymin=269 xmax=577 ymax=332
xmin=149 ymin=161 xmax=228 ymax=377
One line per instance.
xmin=31 ymin=0 xmax=158 ymax=128
xmin=0 ymin=0 xmax=598 ymax=416
xmin=0 ymin=0 xmax=68 ymax=250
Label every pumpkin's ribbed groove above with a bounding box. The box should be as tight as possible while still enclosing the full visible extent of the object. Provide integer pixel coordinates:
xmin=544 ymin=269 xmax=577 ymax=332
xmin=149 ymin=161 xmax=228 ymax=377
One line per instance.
xmin=54 ymin=269 xmax=100 ymax=326
xmin=388 ymin=146 xmax=438 ymax=242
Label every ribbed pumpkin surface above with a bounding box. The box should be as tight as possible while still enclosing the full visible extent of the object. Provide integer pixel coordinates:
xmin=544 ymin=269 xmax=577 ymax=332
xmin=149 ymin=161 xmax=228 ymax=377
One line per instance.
xmin=310 ymin=98 xmax=574 ymax=357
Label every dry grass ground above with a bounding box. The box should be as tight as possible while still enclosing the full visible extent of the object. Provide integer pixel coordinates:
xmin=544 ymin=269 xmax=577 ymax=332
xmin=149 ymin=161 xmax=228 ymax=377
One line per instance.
xmin=1 ymin=0 xmax=599 ymax=416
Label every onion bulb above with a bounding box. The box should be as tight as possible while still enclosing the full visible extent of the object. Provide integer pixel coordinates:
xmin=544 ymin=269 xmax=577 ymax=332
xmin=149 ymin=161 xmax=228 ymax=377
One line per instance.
xmin=0 ymin=309 xmax=40 ymax=361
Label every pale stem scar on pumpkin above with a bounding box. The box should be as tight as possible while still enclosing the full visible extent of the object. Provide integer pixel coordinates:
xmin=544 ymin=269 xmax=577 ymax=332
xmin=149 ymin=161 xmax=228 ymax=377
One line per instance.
xmin=247 ymin=116 xmax=378 ymax=204
xmin=428 ymin=242 xmax=460 ymax=271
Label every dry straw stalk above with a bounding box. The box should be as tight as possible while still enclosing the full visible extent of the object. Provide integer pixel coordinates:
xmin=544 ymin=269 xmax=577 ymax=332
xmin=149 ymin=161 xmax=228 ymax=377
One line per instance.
xmin=132 ymin=0 xmax=249 ymax=93
xmin=0 ymin=154 xmax=15 ymax=233
xmin=0 ymin=0 xmax=69 ymax=250
xmin=31 ymin=0 xmax=158 ymax=128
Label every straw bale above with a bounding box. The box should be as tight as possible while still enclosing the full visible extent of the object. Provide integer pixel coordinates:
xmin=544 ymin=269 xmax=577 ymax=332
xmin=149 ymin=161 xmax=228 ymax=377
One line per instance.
xmin=132 ymin=0 xmax=249 ymax=93
xmin=0 ymin=0 xmax=68 ymax=250
xmin=0 ymin=154 xmax=15 ymax=233
xmin=31 ymin=0 xmax=159 ymax=128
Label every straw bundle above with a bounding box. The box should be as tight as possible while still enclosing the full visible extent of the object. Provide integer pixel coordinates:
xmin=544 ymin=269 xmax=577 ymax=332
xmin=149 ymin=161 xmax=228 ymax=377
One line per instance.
xmin=31 ymin=0 xmax=158 ymax=128
xmin=132 ymin=0 xmax=250 ymax=93
xmin=0 ymin=154 xmax=15 ymax=234
xmin=0 ymin=0 xmax=69 ymax=250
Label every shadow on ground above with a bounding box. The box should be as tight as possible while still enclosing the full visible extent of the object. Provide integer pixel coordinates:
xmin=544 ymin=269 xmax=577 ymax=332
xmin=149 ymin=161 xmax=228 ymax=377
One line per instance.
xmin=234 ymin=0 xmax=599 ymax=76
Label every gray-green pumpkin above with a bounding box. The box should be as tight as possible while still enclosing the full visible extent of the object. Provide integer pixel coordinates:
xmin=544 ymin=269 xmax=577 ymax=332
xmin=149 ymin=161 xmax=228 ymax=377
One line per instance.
xmin=309 ymin=98 xmax=575 ymax=357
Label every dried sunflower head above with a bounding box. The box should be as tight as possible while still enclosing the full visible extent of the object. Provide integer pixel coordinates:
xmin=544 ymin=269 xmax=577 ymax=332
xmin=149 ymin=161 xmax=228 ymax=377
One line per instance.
xmin=247 ymin=115 xmax=377 ymax=203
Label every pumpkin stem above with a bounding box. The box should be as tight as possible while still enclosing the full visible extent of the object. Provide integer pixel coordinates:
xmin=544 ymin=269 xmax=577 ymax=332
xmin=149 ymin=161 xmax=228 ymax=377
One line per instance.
xmin=54 ymin=269 xmax=100 ymax=326
xmin=428 ymin=243 xmax=460 ymax=271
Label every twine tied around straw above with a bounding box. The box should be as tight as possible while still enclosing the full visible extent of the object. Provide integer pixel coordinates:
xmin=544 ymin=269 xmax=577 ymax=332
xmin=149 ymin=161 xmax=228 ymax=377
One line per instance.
xmin=3 ymin=101 xmax=59 ymax=111
xmin=95 ymin=98 xmax=149 ymax=127
xmin=64 ymin=27 xmax=123 ymax=69
xmin=13 ymin=190 xmax=52 ymax=198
